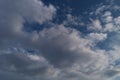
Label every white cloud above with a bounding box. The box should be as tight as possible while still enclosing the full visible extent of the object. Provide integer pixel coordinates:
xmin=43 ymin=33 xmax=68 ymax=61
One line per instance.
xmin=88 ymin=33 xmax=107 ymax=41
xmin=104 ymin=23 xmax=114 ymax=32
xmin=89 ymin=19 xmax=102 ymax=31
xmin=103 ymin=11 xmax=112 ymax=17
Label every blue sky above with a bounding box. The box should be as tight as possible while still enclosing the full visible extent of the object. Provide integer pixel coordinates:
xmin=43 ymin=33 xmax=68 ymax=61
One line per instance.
xmin=1 ymin=0 xmax=120 ymax=80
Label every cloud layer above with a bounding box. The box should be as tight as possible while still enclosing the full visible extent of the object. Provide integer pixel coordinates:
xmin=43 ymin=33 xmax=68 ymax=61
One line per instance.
xmin=1 ymin=0 xmax=120 ymax=80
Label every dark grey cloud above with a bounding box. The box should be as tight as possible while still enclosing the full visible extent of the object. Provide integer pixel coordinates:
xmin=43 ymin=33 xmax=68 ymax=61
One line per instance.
xmin=104 ymin=70 xmax=120 ymax=77
xmin=0 ymin=53 xmax=48 ymax=75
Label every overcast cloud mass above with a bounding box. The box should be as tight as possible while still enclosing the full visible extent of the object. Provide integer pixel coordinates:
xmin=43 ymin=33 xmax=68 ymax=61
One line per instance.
xmin=1 ymin=0 xmax=120 ymax=80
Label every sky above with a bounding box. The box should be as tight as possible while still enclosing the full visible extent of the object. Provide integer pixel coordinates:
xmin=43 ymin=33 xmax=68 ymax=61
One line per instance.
xmin=1 ymin=0 xmax=120 ymax=80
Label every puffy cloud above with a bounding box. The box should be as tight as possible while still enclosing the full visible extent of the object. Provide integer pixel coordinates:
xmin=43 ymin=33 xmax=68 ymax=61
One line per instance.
xmin=0 ymin=25 xmax=109 ymax=80
xmin=0 ymin=0 xmax=57 ymax=80
xmin=0 ymin=0 xmax=56 ymax=23
xmin=28 ymin=25 xmax=108 ymax=71
xmin=88 ymin=33 xmax=107 ymax=41
xmin=0 ymin=0 xmax=56 ymax=43
xmin=89 ymin=19 xmax=102 ymax=31
xmin=0 ymin=52 xmax=63 ymax=80
xmin=1 ymin=0 xmax=120 ymax=80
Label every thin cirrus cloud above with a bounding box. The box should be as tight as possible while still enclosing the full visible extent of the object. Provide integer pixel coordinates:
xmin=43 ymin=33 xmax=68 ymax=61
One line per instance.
xmin=0 ymin=0 xmax=120 ymax=80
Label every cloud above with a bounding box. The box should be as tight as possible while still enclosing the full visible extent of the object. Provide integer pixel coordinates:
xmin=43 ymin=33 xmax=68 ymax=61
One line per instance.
xmin=1 ymin=0 xmax=120 ymax=80
xmin=104 ymin=69 xmax=120 ymax=77
xmin=88 ymin=32 xmax=107 ymax=41
xmin=0 ymin=25 xmax=109 ymax=80
xmin=0 ymin=0 xmax=56 ymax=43
xmin=87 ymin=1 xmax=120 ymax=79
xmin=89 ymin=19 xmax=102 ymax=31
